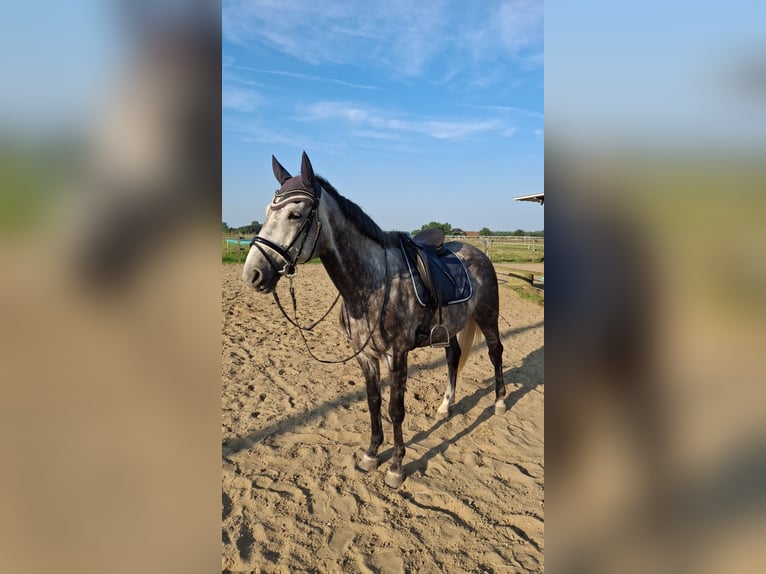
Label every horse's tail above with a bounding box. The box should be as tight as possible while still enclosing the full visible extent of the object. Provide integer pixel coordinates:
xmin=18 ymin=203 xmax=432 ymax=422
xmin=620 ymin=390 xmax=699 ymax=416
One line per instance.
xmin=457 ymin=317 xmax=479 ymax=375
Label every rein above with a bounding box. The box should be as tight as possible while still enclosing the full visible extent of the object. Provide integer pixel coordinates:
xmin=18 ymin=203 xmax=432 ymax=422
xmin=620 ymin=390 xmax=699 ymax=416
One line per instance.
xmin=252 ymin=180 xmax=390 ymax=364
xmin=271 ymin=249 xmax=389 ymax=365
xmin=273 ymin=283 xmax=341 ymax=332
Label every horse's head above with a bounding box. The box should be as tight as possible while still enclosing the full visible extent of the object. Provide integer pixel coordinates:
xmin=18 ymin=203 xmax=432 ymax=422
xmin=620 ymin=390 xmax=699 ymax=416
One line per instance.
xmin=243 ymin=151 xmax=323 ymax=293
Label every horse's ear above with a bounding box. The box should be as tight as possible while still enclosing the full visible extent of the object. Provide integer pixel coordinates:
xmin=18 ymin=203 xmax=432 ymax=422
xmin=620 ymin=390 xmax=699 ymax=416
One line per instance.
xmin=301 ymin=151 xmax=315 ymax=189
xmin=272 ymin=155 xmax=292 ymax=185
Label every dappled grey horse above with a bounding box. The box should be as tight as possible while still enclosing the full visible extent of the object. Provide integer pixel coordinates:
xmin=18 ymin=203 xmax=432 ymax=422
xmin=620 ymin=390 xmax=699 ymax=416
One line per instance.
xmin=243 ymin=152 xmax=506 ymax=488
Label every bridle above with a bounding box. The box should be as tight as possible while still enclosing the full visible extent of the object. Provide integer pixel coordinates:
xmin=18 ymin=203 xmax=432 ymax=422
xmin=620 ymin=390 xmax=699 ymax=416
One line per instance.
xmin=249 ymin=187 xmax=322 ymax=278
xmin=248 ymin=181 xmax=390 ymax=364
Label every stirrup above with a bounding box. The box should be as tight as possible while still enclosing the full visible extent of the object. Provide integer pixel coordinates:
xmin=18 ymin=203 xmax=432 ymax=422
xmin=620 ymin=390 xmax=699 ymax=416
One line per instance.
xmin=429 ymin=325 xmax=450 ymax=348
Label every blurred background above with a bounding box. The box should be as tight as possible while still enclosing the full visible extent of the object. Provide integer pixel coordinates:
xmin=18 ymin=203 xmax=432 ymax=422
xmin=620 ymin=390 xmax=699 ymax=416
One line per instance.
xmin=546 ymin=1 xmax=766 ymax=572
xmin=0 ymin=1 xmax=220 ymax=572
xmin=2 ymin=1 xmax=765 ymax=573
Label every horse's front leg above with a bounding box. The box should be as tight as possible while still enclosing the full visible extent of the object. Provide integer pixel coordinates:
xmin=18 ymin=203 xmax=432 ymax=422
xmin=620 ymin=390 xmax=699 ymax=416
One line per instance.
xmin=385 ymin=350 xmax=408 ymax=488
xmin=357 ymin=354 xmax=384 ymax=472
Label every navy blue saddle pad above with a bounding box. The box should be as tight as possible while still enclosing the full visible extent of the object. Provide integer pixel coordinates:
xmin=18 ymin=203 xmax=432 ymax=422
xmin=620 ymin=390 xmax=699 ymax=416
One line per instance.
xmin=400 ymin=236 xmax=473 ymax=308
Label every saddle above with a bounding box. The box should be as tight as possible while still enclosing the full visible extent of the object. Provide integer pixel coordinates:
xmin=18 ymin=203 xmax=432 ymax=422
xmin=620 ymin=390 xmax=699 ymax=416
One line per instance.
xmin=400 ymin=230 xmax=472 ymax=347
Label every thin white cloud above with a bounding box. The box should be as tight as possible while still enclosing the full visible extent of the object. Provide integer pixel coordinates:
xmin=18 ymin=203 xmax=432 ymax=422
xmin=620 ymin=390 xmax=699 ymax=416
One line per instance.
xmin=224 ymin=63 xmax=380 ymax=91
xmin=223 ymin=0 xmax=450 ymax=75
xmin=495 ymin=0 xmax=544 ymax=59
xmin=224 ymin=119 xmax=301 ymax=146
xmin=223 ymin=0 xmax=543 ymax=78
xmin=502 ymin=126 xmax=518 ymax=138
xmin=222 ymin=86 xmax=263 ymax=112
xmin=461 ymin=1 xmax=543 ymax=62
xmin=461 ymin=103 xmax=544 ymax=119
xmin=223 ymin=69 xmax=265 ymax=88
xmin=303 ymin=101 xmax=506 ymax=140
xmin=224 ymin=118 xmax=357 ymax=158
xmin=349 ymin=129 xmax=404 ymax=142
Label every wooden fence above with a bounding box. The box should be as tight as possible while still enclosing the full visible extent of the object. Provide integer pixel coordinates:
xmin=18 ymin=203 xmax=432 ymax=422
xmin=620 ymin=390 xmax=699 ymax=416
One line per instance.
xmin=445 ymin=235 xmax=544 ymax=262
xmin=223 ymin=237 xmax=250 ymax=263
xmin=225 ymin=234 xmax=544 ymax=266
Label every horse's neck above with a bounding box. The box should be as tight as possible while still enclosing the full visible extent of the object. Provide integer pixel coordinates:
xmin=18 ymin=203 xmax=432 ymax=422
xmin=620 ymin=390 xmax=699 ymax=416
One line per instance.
xmin=319 ymin=214 xmax=387 ymax=309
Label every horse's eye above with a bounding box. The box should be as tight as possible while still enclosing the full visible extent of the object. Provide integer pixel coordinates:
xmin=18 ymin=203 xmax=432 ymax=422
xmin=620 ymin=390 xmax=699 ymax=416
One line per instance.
xmin=287 ymin=211 xmax=302 ymax=220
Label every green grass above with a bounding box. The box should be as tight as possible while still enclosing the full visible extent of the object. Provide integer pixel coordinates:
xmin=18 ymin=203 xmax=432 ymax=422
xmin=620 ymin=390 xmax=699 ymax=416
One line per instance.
xmin=451 ymin=237 xmax=544 ymax=263
xmin=222 ymin=237 xmax=244 ymax=263
xmin=503 ymin=277 xmax=545 ymax=305
xmin=222 ymin=236 xmax=250 ymax=264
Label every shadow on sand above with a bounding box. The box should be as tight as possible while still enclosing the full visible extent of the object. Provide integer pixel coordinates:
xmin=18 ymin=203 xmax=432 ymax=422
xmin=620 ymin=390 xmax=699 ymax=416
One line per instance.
xmin=223 ymin=321 xmax=543 ymax=461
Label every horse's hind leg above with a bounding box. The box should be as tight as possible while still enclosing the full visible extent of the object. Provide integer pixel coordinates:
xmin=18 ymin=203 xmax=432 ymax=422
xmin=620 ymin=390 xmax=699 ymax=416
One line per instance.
xmin=357 ymin=354 xmax=383 ymax=472
xmin=476 ymin=317 xmax=506 ymax=414
xmin=437 ymin=335 xmax=461 ymax=418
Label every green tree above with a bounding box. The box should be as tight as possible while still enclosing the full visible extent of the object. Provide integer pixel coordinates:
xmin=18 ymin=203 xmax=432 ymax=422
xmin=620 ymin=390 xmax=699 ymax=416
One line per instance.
xmin=478 ymin=227 xmax=492 ymax=236
xmin=233 ymin=220 xmax=262 ymax=235
xmin=413 ymin=221 xmax=453 ymax=235
xmin=222 ymin=222 xmax=230 ymax=233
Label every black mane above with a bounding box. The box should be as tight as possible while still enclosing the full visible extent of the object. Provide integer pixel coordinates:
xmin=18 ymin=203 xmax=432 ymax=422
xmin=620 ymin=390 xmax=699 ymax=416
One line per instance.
xmin=316 ymin=175 xmax=393 ymax=247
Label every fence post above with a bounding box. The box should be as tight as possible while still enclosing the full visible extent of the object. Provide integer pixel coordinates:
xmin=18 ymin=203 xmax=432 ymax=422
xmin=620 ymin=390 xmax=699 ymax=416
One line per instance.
xmin=238 ymin=237 xmax=243 ymax=264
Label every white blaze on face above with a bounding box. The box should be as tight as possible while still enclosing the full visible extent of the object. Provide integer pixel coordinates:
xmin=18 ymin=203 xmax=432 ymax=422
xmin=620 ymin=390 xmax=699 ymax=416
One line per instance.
xmin=241 ymin=199 xmax=316 ymax=291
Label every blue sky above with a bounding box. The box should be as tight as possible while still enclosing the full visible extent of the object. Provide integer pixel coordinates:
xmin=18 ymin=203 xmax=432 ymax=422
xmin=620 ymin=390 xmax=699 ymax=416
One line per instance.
xmin=222 ymin=0 xmax=544 ymax=231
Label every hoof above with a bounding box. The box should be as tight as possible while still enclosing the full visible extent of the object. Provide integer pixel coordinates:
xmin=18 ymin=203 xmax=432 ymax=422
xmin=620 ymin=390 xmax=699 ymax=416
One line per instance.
xmin=494 ymin=402 xmax=507 ymax=415
xmin=358 ymin=454 xmax=380 ymax=472
xmin=436 ymin=407 xmax=451 ymax=419
xmin=385 ymin=469 xmax=405 ymax=489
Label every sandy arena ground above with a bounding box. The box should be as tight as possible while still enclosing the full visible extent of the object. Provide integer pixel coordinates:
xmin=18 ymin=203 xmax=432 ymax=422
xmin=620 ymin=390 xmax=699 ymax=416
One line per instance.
xmin=222 ymin=263 xmax=544 ymax=573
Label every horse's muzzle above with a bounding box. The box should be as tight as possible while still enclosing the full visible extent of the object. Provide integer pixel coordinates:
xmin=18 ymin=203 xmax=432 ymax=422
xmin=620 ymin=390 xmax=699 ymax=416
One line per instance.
xmin=243 ymin=265 xmax=278 ymax=293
